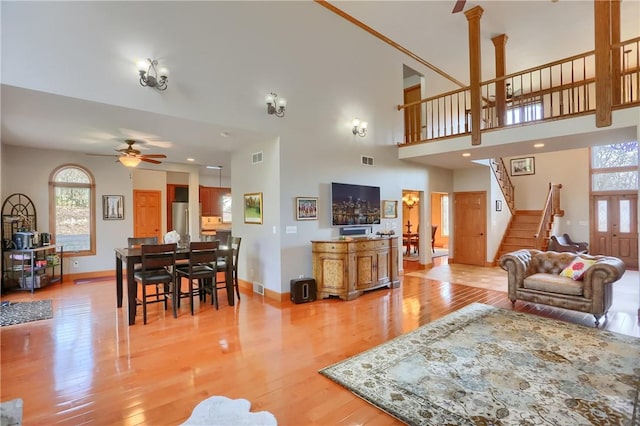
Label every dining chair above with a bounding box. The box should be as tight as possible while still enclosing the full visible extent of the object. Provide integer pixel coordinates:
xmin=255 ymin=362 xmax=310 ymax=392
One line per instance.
xmin=175 ymin=241 xmax=218 ymax=315
xmin=214 ymin=236 xmax=242 ymax=308
xmin=127 ymin=236 xmax=159 ymax=273
xmin=133 ymin=242 xmax=177 ymax=325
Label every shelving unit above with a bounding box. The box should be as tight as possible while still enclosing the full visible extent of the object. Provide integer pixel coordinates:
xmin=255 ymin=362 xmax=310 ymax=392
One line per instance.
xmin=5 ymin=245 xmax=64 ymax=293
xmin=1 ymin=193 xmax=63 ymax=292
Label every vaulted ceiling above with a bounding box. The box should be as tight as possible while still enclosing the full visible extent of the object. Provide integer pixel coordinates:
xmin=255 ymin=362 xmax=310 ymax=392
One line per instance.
xmin=2 ymin=1 xmax=638 ymax=175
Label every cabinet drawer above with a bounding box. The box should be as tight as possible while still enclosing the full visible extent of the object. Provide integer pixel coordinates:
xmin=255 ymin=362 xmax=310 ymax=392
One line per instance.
xmin=356 ymin=239 xmax=388 ymax=251
xmin=312 ymin=242 xmax=350 ymax=253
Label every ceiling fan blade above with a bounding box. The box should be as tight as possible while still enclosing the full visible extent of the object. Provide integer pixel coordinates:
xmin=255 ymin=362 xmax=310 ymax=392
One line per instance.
xmin=140 ymin=154 xmax=167 ymax=159
xmin=452 ymin=0 xmax=466 ymax=13
xmin=140 ymin=157 xmax=162 ymax=164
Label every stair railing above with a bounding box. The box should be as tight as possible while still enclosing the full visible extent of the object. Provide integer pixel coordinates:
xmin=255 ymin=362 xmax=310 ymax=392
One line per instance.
xmin=490 ymin=158 xmax=515 ymax=214
xmin=533 ymin=183 xmax=564 ymax=249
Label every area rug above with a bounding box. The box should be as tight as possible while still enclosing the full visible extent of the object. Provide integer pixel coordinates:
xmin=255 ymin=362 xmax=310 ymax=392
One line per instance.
xmin=0 ymin=398 xmax=23 ymax=426
xmin=407 ymin=264 xmax=508 ymax=292
xmin=319 ymin=303 xmax=640 ymax=425
xmin=0 ymin=300 xmax=53 ymax=326
xmin=180 ymin=395 xmax=277 ymax=425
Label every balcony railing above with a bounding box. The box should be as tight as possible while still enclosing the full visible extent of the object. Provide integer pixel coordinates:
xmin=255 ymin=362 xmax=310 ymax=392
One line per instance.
xmin=398 ymin=36 xmax=640 ymax=145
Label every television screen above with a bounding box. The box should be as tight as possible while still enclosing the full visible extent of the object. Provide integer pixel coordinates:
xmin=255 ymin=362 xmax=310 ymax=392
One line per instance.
xmin=331 ymin=182 xmax=381 ymax=226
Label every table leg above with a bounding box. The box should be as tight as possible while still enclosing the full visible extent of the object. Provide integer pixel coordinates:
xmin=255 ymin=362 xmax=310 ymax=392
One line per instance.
xmin=127 ymin=265 xmax=137 ymax=325
xmin=116 ymin=257 xmax=123 ymax=308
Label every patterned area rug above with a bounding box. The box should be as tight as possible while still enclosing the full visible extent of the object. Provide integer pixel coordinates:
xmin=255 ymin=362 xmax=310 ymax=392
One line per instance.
xmin=180 ymin=395 xmax=277 ymax=425
xmin=319 ymin=303 xmax=640 ymax=425
xmin=0 ymin=300 xmax=53 ymax=326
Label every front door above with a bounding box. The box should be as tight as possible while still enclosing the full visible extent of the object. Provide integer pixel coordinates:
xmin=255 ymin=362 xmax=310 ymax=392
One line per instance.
xmin=591 ymin=193 xmax=638 ymax=268
xmin=453 ymin=191 xmax=486 ymax=266
xmin=133 ymin=190 xmax=162 ymax=243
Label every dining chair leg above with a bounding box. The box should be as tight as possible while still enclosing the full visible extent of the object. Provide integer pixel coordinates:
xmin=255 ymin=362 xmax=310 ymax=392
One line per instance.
xmin=189 ymin=278 xmax=195 ymax=315
xmin=142 ymin=283 xmax=148 ymax=325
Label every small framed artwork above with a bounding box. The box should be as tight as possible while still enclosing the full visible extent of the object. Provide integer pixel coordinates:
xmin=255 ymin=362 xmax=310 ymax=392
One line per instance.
xmin=496 ymin=200 xmax=502 ymax=212
xmin=382 ymin=200 xmax=398 ymax=219
xmin=510 ymin=157 xmax=535 ymax=176
xmin=296 ymin=197 xmax=318 ymax=221
xmin=103 ymin=195 xmax=124 ymax=220
xmin=244 ymin=192 xmax=263 ymax=224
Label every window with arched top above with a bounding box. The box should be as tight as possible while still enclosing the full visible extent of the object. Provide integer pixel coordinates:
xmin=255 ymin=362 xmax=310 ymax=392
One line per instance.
xmin=49 ymin=164 xmax=96 ymax=256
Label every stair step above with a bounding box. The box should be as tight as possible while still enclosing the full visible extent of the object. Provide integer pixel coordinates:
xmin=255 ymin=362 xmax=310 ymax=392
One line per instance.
xmin=507 ymin=229 xmax=537 ymax=238
xmin=504 ymin=236 xmax=536 ymax=245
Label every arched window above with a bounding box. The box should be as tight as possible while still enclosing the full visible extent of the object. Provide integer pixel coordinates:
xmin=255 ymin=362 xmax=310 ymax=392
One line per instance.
xmin=49 ymin=164 xmax=96 ymax=256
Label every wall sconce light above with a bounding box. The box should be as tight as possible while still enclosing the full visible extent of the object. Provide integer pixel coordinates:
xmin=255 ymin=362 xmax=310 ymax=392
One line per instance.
xmin=137 ymin=58 xmax=168 ymax=91
xmin=119 ymin=156 xmax=142 ymax=168
xmin=352 ymin=118 xmax=368 ymax=137
xmin=265 ymin=92 xmax=286 ymax=117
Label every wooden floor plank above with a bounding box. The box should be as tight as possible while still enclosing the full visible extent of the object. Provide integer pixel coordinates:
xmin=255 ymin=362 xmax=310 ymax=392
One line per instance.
xmin=1 ymin=257 xmax=638 ymax=425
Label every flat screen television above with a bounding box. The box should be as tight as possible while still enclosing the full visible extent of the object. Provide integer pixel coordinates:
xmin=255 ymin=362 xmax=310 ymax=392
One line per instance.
xmin=331 ymin=182 xmax=381 ymax=226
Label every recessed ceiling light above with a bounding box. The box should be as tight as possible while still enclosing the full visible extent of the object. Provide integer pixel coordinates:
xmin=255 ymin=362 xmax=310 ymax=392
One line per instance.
xmin=220 ymin=132 xmax=231 ymax=138
xmin=206 ymin=165 xmax=223 ymax=170
xmin=187 ymin=158 xmax=195 ymax=162
xmin=462 ymin=153 xmax=471 ymax=157
xmin=534 ymin=143 xmax=545 ymax=148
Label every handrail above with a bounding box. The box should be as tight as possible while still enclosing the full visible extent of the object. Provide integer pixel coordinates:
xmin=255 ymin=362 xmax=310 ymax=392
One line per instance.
xmin=489 ymin=158 xmax=515 ymax=214
xmin=397 ymin=37 xmax=639 ymax=145
xmin=533 ymin=183 xmax=563 ymax=250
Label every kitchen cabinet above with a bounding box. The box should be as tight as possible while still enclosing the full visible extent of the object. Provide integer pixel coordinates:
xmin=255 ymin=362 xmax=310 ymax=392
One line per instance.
xmin=199 ymin=186 xmax=231 ymax=217
xmin=312 ymin=237 xmax=399 ymax=301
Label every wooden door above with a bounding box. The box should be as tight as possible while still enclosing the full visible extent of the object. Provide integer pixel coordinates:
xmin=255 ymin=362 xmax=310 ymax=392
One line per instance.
xmin=404 ymin=84 xmax=422 ymax=143
xmin=453 ymin=191 xmax=487 ymax=266
xmin=133 ymin=190 xmax=162 ymax=242
xmin=591 ymin=193 xmax=638 ymax=268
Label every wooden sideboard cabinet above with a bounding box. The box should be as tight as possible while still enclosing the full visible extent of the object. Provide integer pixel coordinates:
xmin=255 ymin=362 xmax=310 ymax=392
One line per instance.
xmin=312 ymin=237 xmax=400 ymax=301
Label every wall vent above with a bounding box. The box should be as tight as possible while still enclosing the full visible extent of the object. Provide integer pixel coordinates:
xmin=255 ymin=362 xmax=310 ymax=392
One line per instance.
xmin=252 ymin=152 xmax=263 ymax=164
xmin=253 ymin=282 xmax=264 ymax=295
xmin=361 ymin=155 xmax=374 ymax=166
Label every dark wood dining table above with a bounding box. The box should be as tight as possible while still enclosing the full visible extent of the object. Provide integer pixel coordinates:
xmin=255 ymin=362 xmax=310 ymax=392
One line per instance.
xmin=115 ymin=246 xmax=234 ymax=325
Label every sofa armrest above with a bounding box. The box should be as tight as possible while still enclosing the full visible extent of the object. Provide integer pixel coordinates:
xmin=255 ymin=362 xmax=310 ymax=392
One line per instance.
xmin=582 ymin=256 xmax=626 ymax=299
xmin=499 ymin=249 xmax=539 ymax=291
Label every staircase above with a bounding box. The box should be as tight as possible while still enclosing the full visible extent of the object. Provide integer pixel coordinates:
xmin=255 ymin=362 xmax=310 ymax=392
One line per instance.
xmin=496 ymin=210 xmax=552 ymax=259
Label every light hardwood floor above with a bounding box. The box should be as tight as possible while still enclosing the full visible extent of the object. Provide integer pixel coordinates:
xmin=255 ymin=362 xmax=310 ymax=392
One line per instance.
xmin=1 ymin=258 xmax=638 ymax=425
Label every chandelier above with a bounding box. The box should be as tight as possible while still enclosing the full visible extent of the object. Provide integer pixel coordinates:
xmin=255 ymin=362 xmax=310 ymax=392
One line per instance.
xmin=137 ymin=58 xmax=168 ymax=91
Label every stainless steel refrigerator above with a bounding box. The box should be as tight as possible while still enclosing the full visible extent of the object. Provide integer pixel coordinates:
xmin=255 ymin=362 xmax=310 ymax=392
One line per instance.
xmin=171 ymin=202 xmax=190 ymax=248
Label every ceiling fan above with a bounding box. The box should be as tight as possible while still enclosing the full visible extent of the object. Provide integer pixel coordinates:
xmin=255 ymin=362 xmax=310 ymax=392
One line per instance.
xmin=89 ymin=139 xmax=167 ymax=167
xmin=115 ymin=139 xmax=166 ymax=165
xmin=452 ymin=0 xmax=466 ymax=13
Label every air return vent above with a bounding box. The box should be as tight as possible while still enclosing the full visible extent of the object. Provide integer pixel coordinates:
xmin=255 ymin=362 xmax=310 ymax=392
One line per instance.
xmin=361 ymin=155 xmax=374 ymax=166
xmin=253 ymin=282 xmax=264 ymax=295
xmin=252 ymin=152 xmax=263 ymax=164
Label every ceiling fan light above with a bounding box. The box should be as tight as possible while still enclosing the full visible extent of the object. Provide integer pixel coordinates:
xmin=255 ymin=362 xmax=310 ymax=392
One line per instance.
xmin=119 ymin=156 xmax=141 ymax=167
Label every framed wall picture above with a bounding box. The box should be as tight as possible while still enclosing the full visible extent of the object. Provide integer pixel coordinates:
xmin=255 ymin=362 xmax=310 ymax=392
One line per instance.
xmin=382 ymin=200 xmax=398 ymax=219
xmin=510 ymin=157 xmax=535 ymax=176
xmin=243 ymin=192 xmax=263 ymax=224
xmin=296 ymin=197 xmax=318 ymax=220
xmin=103 ymin=195 xmax=124 ymax=220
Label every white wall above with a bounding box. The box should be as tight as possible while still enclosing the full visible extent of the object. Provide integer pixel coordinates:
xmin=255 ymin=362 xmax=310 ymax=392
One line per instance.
xmin=506 ymin=148 xmax=591 ymax=242
xmin=1 ymin=145 xmax=133 ymax=273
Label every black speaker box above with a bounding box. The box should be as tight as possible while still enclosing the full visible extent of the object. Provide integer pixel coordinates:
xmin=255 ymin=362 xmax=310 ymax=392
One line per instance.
xmin=290 ymin=278 xmax=317 ymax=304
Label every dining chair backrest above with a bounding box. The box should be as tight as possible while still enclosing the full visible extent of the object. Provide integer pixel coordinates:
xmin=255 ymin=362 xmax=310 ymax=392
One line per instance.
xmin=188 ymin=241 xmax=218 ymax=266
xmin=230 ymin=236 xmax=241 ymax=266
xmin=128 ymin=236 xmax=158 ymax=248
xmin=216 ymin=229 xmax=232 ymax=246
xmin=140 ymin=243 xmax=177 ymax=272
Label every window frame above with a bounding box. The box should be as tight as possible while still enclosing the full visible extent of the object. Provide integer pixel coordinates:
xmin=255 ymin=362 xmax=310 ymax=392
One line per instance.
xmin=590 ymin=142 xmax=639 ymax=193
xmin=48 ymin=164 xmax=96 ymax=256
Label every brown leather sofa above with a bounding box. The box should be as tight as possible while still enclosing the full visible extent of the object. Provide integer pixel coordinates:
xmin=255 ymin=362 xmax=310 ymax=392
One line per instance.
xmin=499 ymin=249 xmax=626 ymax=325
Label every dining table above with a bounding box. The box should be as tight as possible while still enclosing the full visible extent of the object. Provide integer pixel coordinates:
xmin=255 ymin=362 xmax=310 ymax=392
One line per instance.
xmin=115 ymin=245 xmax=234 ymax=325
